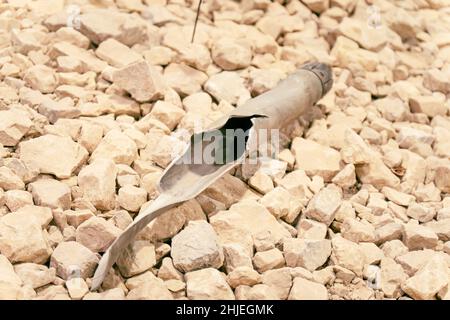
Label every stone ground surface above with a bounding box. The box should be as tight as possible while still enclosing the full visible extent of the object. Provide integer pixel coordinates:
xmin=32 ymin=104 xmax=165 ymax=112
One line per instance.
xmin=0 ymin=0 xmax=450 ymax=300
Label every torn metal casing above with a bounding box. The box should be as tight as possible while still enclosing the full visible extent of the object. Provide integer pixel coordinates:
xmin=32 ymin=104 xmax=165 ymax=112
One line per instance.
xmin=90 ymin=62 xmax=333 ymax=290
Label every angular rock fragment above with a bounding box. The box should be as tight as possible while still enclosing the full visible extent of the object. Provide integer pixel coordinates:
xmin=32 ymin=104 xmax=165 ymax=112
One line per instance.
xmin=341 ymin=218 xmax=376 ymax=243
xmin=204 ymin=72 xmax=251 ymax=105
xmin=163 ymin=63 xmax=207 ymax=97
xmin=113 ymin=61 xmax=164 ymax=102
xmin=283 ymin=238 xmax=331 ymax=271
xmin=50 ymin=241 xmax=99 ymax=280
xmin=117 ymin=186 xmax=147 ymax=213
xmin=402 ymin=255 xmax=449 ymax=300
xmin=212 ymin=38 xmax=252 ymax=71
xmin=380 ymin=257 xmax=408 ymax=298
xmin=19 ymin=135 xmax=88 ymax=179
xmin=331 ymin=236 xmax=365 ymax=276
xmin=0 ymin=109 xmax=32 ymax=147
xmin=75 ymin=217 xmax=122 ymax=253
xmin=96 ymin=38 xmax=142 ymax=68
xmin=116 ymin=240 xmax=156 ymax=278
xmin=0 ymin=166 xmax=24 ymax=191
xmin=29 ymin=179 xmax=71 ymax=210
xmin=171 ymin=221 xmax=224 ymax=273
xmin=226 ymin=266 xmax=261 ymax=289
xmin=253 ymin=248 xmax=285 ymax=273
xmin=185 ymin=268 xmax=235 ymax=300
xmin=296 ymin=219 xmax=327 ymax=240
xmin=127 ymin=281 xmax=173 ymax=300
xmin=291 ymin=138 xmax=341 ymax=182
xmin=79 ymin=9 xmax=147 ymax=46
xmin=23 ymin=65 xmax=57 ymax=93
xmin=402 ymin=223 xmax=439 ymax=250
xmin=78 ymin=159 xmax=117 ymax=211
xmin=149 ymin=101 xmax=185 ymax=131
xmin=0 ymin=211 xmax=52 ymax=264
xmin=14 ymin=263 xmax=56 ymax=289
xmin=210 ymin=200 xmax=291 ymax=255
xmin=288 ymin=277 xmax=328 ymax=300
xmin=304 ymin=184 xmax=342 ymax=226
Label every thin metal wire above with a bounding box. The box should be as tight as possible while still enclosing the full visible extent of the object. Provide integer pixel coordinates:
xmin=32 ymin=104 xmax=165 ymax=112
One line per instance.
xmin=191 ymin=0 xmax=203 ymax=43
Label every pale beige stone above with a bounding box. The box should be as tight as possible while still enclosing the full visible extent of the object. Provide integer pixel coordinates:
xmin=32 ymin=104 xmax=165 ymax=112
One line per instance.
xmin=249 ymin=68 xmax=284 ymax=96
xmin=149 ymin=101 xmax=185 ymax=131
xmin=331 ymin=163 xmax=356 ymax=189
xmin=359 ymin=242 xmax=384 ymax=265
xmin=116 ymin=240 xmax=156 ymax=277
xmin=395 ymin=249 xmax=436 ymax=277
xmin=331 ymin=236 xmax=365 ymax=276
xmin=0 ymin=109 xmax=32 ymax=147
xmin=222 ymin=243 xmax=253 ymax=273
xmin=4 ymin=190 xmax=33 ymax=212
xmin=425 ymin=219 xmax=450 ymax=242
xmin=79 ymin=9 xmax=147 ymax=46
xmin=406 ymin=203 xmax=436 ymax=223
xmin=375 ymin=223 xmax=403 ymax=245
xmin=185 ymin=268 xmax=235 ymax=300
xmin=66 ymin=278 xmax=89 ymax=300
xmin=90 ymin=130 xmax=138 ymax=165
xmin=113 ymin=61 xmax=164 ymax=102
xmin=402 ymin=223 xmax=439 ymax=250
xmin=381 ymin=240 xmax=409 ymax=260
xmin=14 ymin=263 xmax=56 ymax=289
xmin=212 ymin=38 xmax=252 ymax=71
xmin=283 ymin=238 xmax=331 ymax=271
xmin=29 ymin=179 xmax=71 ymax=210
xmin=261 ymin=267 xmax=292 ymax=300
xmin=423 ymin=69 xmax=450 ymax=94
xmin=171 ymin=220 xmax=224 ymax=273
xmin=380 ymin=257 xmax=408 ymax=299
xmin=19 ymin=135 xmax=88 ymax=179
xmin=158 ymin=257 xmax=184 ymax=281
xmin=118 ymin=186 xmax=147 ymax=212
xmin=253 ymin=248 xmax=285 ymax=273
xmin=0 ymin=211 xmax=51 ymax=264
xmin=292 ymin=138 xmax=341 ymax=182
xmin=402 ymin=255 xmax=449 ymax=300
xmin=78 ymin=159 xmax=117 ymax=211
xmin=305 ymin=184 xmax=342 ymax=226
xmin=24 ymin=64 xmax=57 ymax=93
xmin=259 ymin=187 xmax=292 ymax=219
xmin=50 ymin=241 xmax=98 ymax=280
xmin=288 ymin=277 xmax=328 ymax=300
xmin=248 ymin=170 xmax=274 ymax=194
xmin=76 ymin=217 xmax=122 ymax=253
xmin=96 ymin=38 xmax=142 ymax=68
xmin=382 ymin=187 xmax=415 ymax=207
xmin=235 ymin=284 xmax=278 ymax=300
xmin=163 ymin=63 xmax=207 ymax=97
xmin=0 ymin=166 xmax=24 ymax=191
xmin=226 ymin=266 xmax=261 ymax=289
xmin=0 ymin=254 xmax=22 ymax=287
xmin=204 ymin=71 xmax=251 ymax=105
xmin=127 ymin=281 xmax=173 ymax=300
xmin=144 ymin=46 xmax=176 ymax=66
xmin=341 ymin=218 xmax=376 ymax=243
xmin=296 ymin=219 xmax=327 ymax=240
xmin=210 ymin=200 xmax=291 ymax=255
xmin=397 ymin=127 xmax=434 ymax=149
xmin=409 ymin=95 xmax=448 ymax=117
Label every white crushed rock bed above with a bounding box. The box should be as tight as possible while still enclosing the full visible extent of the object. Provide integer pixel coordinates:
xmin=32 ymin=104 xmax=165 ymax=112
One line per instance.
xmin=0 ymin=0 xmax=450 ymax=301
